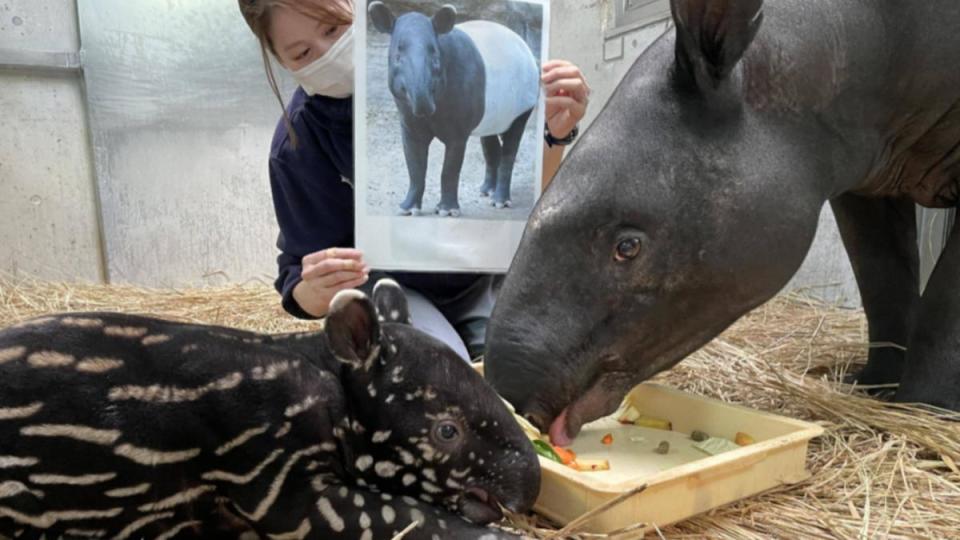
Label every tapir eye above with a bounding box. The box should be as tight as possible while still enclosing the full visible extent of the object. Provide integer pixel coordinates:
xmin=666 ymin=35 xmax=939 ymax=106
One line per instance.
xmin=615 ymin=237 xmax=642 ymax=262
xmin=432 ymin=420 xmax=462 ymax=444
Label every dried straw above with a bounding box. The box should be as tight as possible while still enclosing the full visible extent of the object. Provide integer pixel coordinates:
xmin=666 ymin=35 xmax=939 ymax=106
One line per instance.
xmin=2 ymin=276 xmax=958 ymax=539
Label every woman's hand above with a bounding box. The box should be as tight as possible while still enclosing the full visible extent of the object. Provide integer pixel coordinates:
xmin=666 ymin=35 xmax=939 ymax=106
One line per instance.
xmin=293 ymin=248 xmax=370 ymax=317
xmin=542 ymin=59 xmax=590 ymax=139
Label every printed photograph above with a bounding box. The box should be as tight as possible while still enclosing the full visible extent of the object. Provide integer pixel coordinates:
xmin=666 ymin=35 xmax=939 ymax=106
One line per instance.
xmin=362 ymin=0 xmax=545 ymax=221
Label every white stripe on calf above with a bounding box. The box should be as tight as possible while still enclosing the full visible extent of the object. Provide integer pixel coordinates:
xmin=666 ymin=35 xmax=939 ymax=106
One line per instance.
xmin=29 ymin=473 xmax=116 ymax=486
xmin=103 ymin=326 xmax=148 ymax=338
xmin=114 ymin=511 xmax=175 ymax=540
xmin=76 ymin=357 xmax=124 ymax=373
xmin=108 ymin=372 xmax=243 ymax=403
xmin=64 ymin=529 xmax=106 ymax=538
xmin=137 ymin=485 xmax=215 ymax=512
xmin=27 ymin=351 xmax=74 ymax=368
xmin=105 ymin=483 xmax=151 ymax=498
xmin=155 ymin=519 xmax=201 ymax=540
xmin=0 ymin=456 xmax=38 ymax=469
xmin=284 ymin=395 xmax=319 ymax=418
xmin=375 ymin=461 xmax=400 ymax=478
xmin=238 ymin=445 xmax=322 ymax=521
xmin=202 ymin=448 xmax=284 ymax=485
xmin=251 ymin=360 xmax=300 ymax=381
xmin=60 ymin=317 xmax=104 ymax=328
xmin=0 ymin=481 xmax=43 ymax=500
xmin=114 ymin=444 xmax=201 ymax=466
xmin=274 ymin=422 xmax=292 ymax=438
xmin=21 ymin=424 xmax=120 ymax=445
xmin=0 ymin=506 xmax=123 ymax=529
xmin=316 ymin=497 xmax=345 ymax=532
xmin=0 ymin=346 xmax=26 ymax=365
xmin=267 ymin=518 xmax=311 ymax=540
xmin=382 ymin=504 xmax=396 ymax=524
xmin=141 ymin=335 xmax=171 ymax=346
xmin=0 ymin=402 xmax=43 ymax=420
xmin=216 ymin=424 xmax=270 ymax=456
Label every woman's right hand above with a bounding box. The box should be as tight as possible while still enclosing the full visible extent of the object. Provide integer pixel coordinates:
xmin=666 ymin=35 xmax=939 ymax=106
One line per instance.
xmin=293 ymin=248 xmax=370 ymax=317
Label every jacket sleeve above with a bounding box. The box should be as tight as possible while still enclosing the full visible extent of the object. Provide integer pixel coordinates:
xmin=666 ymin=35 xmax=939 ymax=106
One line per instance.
xmin=269 ymin=138 xmax=355 ymax=320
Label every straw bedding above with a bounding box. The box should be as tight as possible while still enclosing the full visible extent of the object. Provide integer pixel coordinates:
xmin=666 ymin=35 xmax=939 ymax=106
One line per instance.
xmin=1 ymin=276 xmax=957 ymax=539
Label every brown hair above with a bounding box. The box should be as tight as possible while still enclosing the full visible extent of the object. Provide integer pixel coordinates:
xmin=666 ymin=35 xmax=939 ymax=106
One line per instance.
xmin=238 ymin=0 xmax=354 ymax=147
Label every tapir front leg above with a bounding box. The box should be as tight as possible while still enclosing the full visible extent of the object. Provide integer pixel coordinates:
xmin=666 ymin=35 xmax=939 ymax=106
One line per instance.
xmin=400 ymin=121 xmax=431 ymax=216
xmin=491 ymin=109 xmax=533 ymax=209
xmin=897 ymin=219 xmax=960 ymax=412
xmin=831 ymin=194 xmax=920 ymax=389
xmin=437 ymin=139 xmax=467 ymax=218
xmin=253 ymin=480 xmax=521 ymax=539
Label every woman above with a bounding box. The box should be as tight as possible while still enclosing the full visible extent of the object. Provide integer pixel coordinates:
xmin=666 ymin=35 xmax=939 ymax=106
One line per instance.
xmin=239 ymin=0 xmax=590 ymax=360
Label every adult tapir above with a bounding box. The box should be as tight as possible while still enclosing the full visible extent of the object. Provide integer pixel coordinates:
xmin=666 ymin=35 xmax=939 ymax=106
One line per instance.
xmin=368 ymin=2 xmax=539 ymax=216
xmin=485 ymin=0 xmax=960 ymax=446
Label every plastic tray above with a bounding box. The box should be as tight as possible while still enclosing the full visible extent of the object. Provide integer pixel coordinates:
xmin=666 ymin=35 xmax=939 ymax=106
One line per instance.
xmin=483 ymin=368 xmax=823 ymax=534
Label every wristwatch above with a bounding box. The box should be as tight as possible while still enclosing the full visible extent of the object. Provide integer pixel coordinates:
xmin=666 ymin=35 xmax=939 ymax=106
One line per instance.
xmin=544 ymin=123 xmax=579 ymax=147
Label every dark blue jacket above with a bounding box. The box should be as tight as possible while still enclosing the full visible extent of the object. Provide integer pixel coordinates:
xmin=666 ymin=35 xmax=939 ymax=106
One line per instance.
xmin=269 ymin=88 xmax=483 ymax=319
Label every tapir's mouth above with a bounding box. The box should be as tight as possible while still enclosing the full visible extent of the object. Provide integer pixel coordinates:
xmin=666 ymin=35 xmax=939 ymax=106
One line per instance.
xmin=458 ymin=487 xmax=503 ymax=524
xmin=546 ymin=370 xmax=638 ymax=447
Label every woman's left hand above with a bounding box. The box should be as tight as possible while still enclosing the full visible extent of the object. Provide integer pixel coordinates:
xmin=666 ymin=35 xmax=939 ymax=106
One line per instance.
xmin=542 ymin=59 xmax=591 ymax=140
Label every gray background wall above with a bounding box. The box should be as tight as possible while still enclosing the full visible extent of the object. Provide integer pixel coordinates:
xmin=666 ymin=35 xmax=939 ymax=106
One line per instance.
xmin=3 ymin=0 xmax=949 ymax=306
xmin=0 ymin=0 xmax=102 ymax=283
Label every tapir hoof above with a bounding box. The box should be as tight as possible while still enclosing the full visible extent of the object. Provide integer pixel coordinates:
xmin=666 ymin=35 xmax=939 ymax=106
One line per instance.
xmin=436 ymin=208 xmax=462 ymax=218
xmin=479 ymin=187 xmax=493 ymax=197
xmin=397 ymin=206 xmax=422 ymax=217
xmin=493 ymin=200 xmax=512 ymax=209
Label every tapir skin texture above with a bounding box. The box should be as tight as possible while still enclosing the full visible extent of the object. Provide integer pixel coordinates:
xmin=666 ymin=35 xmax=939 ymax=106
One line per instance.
xmin=486 ymin=0 xmax=960 ymax=446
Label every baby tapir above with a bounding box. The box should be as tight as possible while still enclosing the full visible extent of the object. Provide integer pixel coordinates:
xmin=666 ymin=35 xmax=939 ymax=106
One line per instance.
xmin=0 ymin=279 xmax=538 ymax=539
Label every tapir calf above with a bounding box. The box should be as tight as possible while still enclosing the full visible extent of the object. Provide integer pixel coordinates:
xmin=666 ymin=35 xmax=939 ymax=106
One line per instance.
xmin=0 ymin=280 xmax=537 ymax=539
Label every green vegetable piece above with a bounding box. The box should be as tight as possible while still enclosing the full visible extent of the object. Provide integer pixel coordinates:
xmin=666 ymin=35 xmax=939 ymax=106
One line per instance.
xmin=693 ymin=437 xmax=742 ymax=456
xmin=690 ymin=430 xmax=710 ymax=442
xmin=654 ymin=441 xmax=670 ymax=454
xmin=532 ymin=439 xmax=562 ymax=463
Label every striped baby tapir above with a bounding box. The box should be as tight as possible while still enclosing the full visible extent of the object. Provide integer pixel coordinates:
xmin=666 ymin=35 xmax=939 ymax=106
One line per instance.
xmin=0 ymin=279 xmax=539 ymax=539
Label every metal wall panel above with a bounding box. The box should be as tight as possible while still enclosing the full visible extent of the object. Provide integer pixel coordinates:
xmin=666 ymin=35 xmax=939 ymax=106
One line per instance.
xmin=78 ymin=0 xmax=297 ymax=286
xmin=0 ymin=0 xmax=102 ymax=282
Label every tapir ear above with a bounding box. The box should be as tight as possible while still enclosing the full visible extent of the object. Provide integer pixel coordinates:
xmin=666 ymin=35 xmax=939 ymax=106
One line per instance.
xmin=373 ymin=279 xmax=412 ymax=325
xmin=368 ymin=1 xmax=395 ymax=34
xmin=433 ymin=5 xmax=457 ymax=35
xmin=326 ymin=290 xmax=381 ymax=363
xmin=670 ymin=0 xmax=764 ymax=93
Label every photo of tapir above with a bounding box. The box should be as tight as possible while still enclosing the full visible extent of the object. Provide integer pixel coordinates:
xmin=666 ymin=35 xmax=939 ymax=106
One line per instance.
xmin=363 ymin=0 xmax=544 ymax=219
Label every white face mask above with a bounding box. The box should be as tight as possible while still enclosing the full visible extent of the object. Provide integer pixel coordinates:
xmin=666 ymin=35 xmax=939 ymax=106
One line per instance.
xmin=291 ymin=26 xmax=354 ymax=98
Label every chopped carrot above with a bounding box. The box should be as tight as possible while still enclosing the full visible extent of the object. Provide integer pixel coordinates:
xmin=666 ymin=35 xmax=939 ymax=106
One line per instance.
xmin=601 ymin=433 xmax=614 ymax=445
xmin=735 ymin=432 xmax=756 ymax=446
xmin=552 ymin=445 xmax=577 ymax=465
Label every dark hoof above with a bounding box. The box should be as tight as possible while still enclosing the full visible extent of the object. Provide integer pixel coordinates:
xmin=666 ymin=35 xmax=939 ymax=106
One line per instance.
xmin=492 ymin=200 xmax=512 ymax=209
xmin=397 ymin=206 xmax=421 ymax=216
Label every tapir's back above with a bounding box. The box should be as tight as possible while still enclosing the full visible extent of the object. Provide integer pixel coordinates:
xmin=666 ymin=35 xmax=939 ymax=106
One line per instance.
xmin=0 ymin=313 xmax=338 ymax=538
xmin=457 ymin=20 xmax=539 ymax=137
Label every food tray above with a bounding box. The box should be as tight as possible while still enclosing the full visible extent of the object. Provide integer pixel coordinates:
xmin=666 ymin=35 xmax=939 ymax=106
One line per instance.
xmin=531 ymin=383 xmax=823 ymax=533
